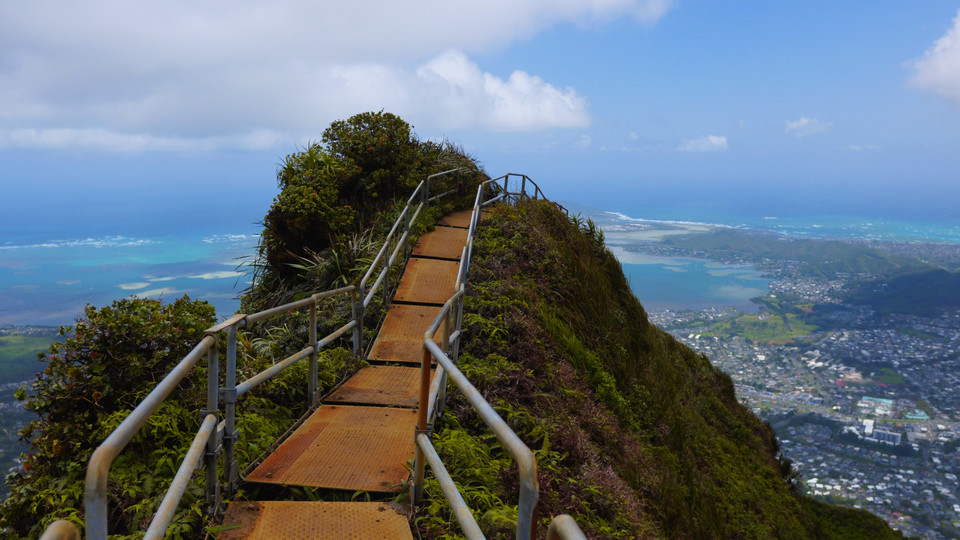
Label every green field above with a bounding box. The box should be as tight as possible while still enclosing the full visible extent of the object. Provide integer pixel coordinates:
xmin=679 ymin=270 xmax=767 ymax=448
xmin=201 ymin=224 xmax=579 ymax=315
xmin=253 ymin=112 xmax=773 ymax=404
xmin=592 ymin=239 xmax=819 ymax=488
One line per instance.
xmin=0 ymin=335 xmax=57 ymax=383
xmin=868 ymin=367 xmax=906 ymax=385
xmin=704 ymin=312 xmax=817 ymax=343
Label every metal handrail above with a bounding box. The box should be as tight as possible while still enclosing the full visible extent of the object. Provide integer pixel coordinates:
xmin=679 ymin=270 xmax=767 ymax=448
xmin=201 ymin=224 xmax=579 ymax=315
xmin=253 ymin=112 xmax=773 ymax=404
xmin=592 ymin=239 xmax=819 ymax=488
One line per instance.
xmin=411 ymin=173 xmax=586 ymax=539
xmin=546 ymin=515 xmax=588 ymax=540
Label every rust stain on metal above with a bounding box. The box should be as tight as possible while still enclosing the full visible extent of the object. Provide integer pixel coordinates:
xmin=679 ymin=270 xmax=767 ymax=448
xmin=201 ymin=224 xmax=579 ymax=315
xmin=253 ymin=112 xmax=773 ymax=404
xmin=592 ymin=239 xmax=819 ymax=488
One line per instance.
xmin=437 ymin=209 xmax=473 ymax=228
xmin=218 ymin=501 xmax=413 ymax=539
xmin=368 ymin=304 xmax=441 ymax=364
xmin=246 ymin=405 xmax=417 ymax=492
xmin=393 ymin=258 xmax=459 ymax=305
xmin=412 ymin=226 xmax=467 ymax=260
xmin=327 ymin=366 xmax=434 ymax=408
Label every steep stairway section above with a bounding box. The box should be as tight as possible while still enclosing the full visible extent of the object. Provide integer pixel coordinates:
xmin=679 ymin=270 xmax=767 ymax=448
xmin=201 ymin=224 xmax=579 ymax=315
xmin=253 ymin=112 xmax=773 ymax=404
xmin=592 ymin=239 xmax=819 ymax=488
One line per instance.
xmin=218 ymin=211 xmax=471 ymax=538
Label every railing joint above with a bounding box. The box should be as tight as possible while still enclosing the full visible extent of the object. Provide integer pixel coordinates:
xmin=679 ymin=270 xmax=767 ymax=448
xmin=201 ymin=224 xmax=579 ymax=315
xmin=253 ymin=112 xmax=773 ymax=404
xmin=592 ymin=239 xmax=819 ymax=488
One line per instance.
xmin=219 ymin=388 xmax=237 ymax=403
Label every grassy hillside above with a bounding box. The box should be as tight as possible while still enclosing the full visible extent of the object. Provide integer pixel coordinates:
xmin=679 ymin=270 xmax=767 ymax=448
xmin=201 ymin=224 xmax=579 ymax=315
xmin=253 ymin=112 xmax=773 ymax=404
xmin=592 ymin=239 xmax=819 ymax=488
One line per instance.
xmin=848 ymin=268 xmax=960 ymax=316
xmin=420 ymin=200 xmax=900 ymax=538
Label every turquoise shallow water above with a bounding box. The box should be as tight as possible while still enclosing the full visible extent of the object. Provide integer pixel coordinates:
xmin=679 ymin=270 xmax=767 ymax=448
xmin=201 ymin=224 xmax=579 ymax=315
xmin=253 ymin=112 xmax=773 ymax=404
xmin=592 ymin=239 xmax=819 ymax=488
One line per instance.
xmin=0 ymin=231 xmax=259 ymax=326
xmin=620 ymin=257 xmax=771 ymax=312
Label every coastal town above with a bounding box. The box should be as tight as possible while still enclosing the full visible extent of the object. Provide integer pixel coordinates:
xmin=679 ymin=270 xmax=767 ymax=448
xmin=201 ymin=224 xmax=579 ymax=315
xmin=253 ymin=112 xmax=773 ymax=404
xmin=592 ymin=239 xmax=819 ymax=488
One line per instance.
xmin=647 ymin=256 xmax=960 ymax=538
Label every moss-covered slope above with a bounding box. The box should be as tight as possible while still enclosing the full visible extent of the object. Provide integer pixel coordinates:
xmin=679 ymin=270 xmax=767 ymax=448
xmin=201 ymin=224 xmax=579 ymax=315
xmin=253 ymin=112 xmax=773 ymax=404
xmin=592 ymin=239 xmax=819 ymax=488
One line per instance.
xmin=421 ymin=200 xmax=900 ymax=539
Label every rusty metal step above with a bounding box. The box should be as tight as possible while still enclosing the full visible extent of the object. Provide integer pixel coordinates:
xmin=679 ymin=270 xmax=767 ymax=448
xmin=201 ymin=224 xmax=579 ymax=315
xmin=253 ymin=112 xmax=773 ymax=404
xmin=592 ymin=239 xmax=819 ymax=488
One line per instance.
xmin=368 ymin=304 xmax=442 ymax=364
xmin=412 ymin=226 xmax=467 ymax=260
xmin=246 ymin=405 xmax=417 ymax=492
xmin=437 ymin=209 xmax=473 ymax=228
xmin=218 ymin=501 xmax=413 ymax=539
xmin=327 ymin=366 xmax=434 ymax=407
xmin=393 ymin=258 xmax=459 ymax=305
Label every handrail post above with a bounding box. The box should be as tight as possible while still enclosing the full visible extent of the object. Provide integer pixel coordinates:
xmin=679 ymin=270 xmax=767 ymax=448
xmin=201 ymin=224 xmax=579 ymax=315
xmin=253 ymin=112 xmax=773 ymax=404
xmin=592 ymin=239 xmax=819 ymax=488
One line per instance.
xmin=383 ymin=234 xmax=391 ymax=309
xmin=412 ymin=347 xmax=431 ymax=506
xmin=521 ymin=175 xmax=527 ymax=200
xmin=308 ymin=300 xmax=318 ymax=406
xmin=223 ymin=322 xmax=240 ymax=496
xmin=203 ymin=337 xmax=220 ymax=515
xmin=404 ymin=203 xmax=412 ymax=265
xmin=351 ymin=289 xmax=362 ymax=358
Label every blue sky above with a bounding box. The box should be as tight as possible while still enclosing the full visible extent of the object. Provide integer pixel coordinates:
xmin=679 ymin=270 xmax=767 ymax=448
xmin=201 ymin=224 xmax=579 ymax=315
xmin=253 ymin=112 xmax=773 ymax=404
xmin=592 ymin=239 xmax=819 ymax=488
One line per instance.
xmin=2 ymin=1 xmax=960 ymax=238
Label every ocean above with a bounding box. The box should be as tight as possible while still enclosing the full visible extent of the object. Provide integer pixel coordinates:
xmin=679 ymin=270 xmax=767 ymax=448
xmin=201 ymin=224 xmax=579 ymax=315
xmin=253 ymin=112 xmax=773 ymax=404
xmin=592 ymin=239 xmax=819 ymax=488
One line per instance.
xmin=0 ymin=229 xmax=259 ymax=326
xmin=2 ymin=191 xmax=958 ymax=327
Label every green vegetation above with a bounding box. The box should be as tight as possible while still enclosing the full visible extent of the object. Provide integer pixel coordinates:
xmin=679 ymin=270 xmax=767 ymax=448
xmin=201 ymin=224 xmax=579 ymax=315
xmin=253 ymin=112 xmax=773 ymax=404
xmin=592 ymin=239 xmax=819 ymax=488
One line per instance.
xmin=0 ymin=334 xmax=61 ymax=383
xmin=849 ymin=268 xmax=960 ymax=316
xmin=256 ymin=110 xmax=484 ymax=290
xmin=2 ymin=297 xmax=222 ymax=538
xmin=664 ymin=228 xmax=926 ymax=278
xmin=704 ymin=311 xmax=817 ymax=343
xmin=419 ymin=200 xmax=899 ymax=538
xmin=869 ymin=367 xmax=905 ymax=385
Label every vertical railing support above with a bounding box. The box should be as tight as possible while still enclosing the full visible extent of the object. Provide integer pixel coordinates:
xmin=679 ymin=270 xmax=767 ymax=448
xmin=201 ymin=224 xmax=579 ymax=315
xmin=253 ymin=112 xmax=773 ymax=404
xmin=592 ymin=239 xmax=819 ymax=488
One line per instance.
xmin=412 ymin=346 xmax=432 ymax=506
xmin=351 ymin=289 xmax=362 ymax=358
xmin=203 ymin=338 xmax=220 ymax=515
xmin=223 ymin=322 xmax=240 ymax=496
xmin=308 ymin=300 xmax=318 ymax=407
xmin=383 ymin=233 xmax=391 ymax=309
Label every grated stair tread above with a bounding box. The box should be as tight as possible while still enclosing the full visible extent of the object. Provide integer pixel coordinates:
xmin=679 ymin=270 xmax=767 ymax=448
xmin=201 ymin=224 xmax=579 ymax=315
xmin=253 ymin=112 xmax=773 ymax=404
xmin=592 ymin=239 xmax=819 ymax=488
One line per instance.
xmin=327 ymin=365 xmax=434 ymax=407
xmin=218 ymin=501 xmax=413 ymax=539
xmin=393 ymin=258 xmax=459 ymax=305
xmin=368 ymin=304 xmax=443 ymax=364
xmin=246 ymin=405 xmax=417 ymax=492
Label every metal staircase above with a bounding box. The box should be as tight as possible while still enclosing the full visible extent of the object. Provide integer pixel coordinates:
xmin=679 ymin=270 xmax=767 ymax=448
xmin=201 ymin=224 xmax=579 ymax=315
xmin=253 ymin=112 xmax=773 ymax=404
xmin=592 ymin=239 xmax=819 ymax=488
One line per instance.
xmin=40 ymin=173 xmax=585 ymax=540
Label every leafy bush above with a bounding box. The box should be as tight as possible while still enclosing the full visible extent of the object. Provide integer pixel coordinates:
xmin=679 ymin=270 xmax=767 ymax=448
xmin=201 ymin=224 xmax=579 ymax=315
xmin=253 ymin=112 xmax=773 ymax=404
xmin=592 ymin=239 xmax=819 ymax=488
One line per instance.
xmin=2 ymin=296 xmax=216 ymax=538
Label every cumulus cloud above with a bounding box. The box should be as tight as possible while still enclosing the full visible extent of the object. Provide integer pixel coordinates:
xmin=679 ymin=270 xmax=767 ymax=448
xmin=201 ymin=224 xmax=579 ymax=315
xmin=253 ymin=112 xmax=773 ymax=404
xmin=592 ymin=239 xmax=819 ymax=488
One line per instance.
xmin=415 ymin=51 xmax=589 ymax=131
xmin=573 ymin=135 xmax=592 ymax=149
xmin=0 ymin=0 xmax=670 ymax=150
xmin=910 ymin=9 xmax=960 ymax=107
xmin=785 ymin=117 xmax=833 ymax=137
xmin=677 ymin=135 xmax=728 ymax=153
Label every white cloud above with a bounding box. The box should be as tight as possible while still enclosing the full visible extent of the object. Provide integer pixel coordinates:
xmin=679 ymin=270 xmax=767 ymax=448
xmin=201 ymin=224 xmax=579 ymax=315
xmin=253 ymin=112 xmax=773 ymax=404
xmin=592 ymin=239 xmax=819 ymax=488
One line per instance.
xmin=845 ymin=144 xmax=877 ymax=152
xmin=118 ymin=282 xmax=151 ymax=290
xmin=415 ymin=51 xmax=589 ymax=131
xmin=910 ymin=9 xmax=960 ymax=107
xmin=0 ymin=128 xmax=282 ymax=152
xmin=573 ymin=135 xmax=592 ymax=149
xmin=188 ymin=271 xmax=246 ymax=280
xmin=785 ymin=117 xmax=833 ymax=137
xmin=131 ymin=287 xmax=180 ymax=298
xmin=677 ymin=135 xmax=728 ymax=153
xmin=0 ymin=0 xmax=670 ymax=150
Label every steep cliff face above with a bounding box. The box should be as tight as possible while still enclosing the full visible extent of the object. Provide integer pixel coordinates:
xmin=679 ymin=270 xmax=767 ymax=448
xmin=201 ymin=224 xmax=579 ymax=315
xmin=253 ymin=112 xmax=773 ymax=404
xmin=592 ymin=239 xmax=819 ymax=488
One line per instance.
xmin=422 ymin=200 xmax=899 ymax=538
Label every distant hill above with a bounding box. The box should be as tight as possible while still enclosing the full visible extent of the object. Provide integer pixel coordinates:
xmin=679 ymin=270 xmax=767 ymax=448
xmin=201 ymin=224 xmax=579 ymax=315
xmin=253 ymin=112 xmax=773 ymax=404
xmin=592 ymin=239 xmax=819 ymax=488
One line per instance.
xmin=663 ymin=228 xmax=927 ymax=278
xmin=848 ymin=268 xmax=960 ymax=316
